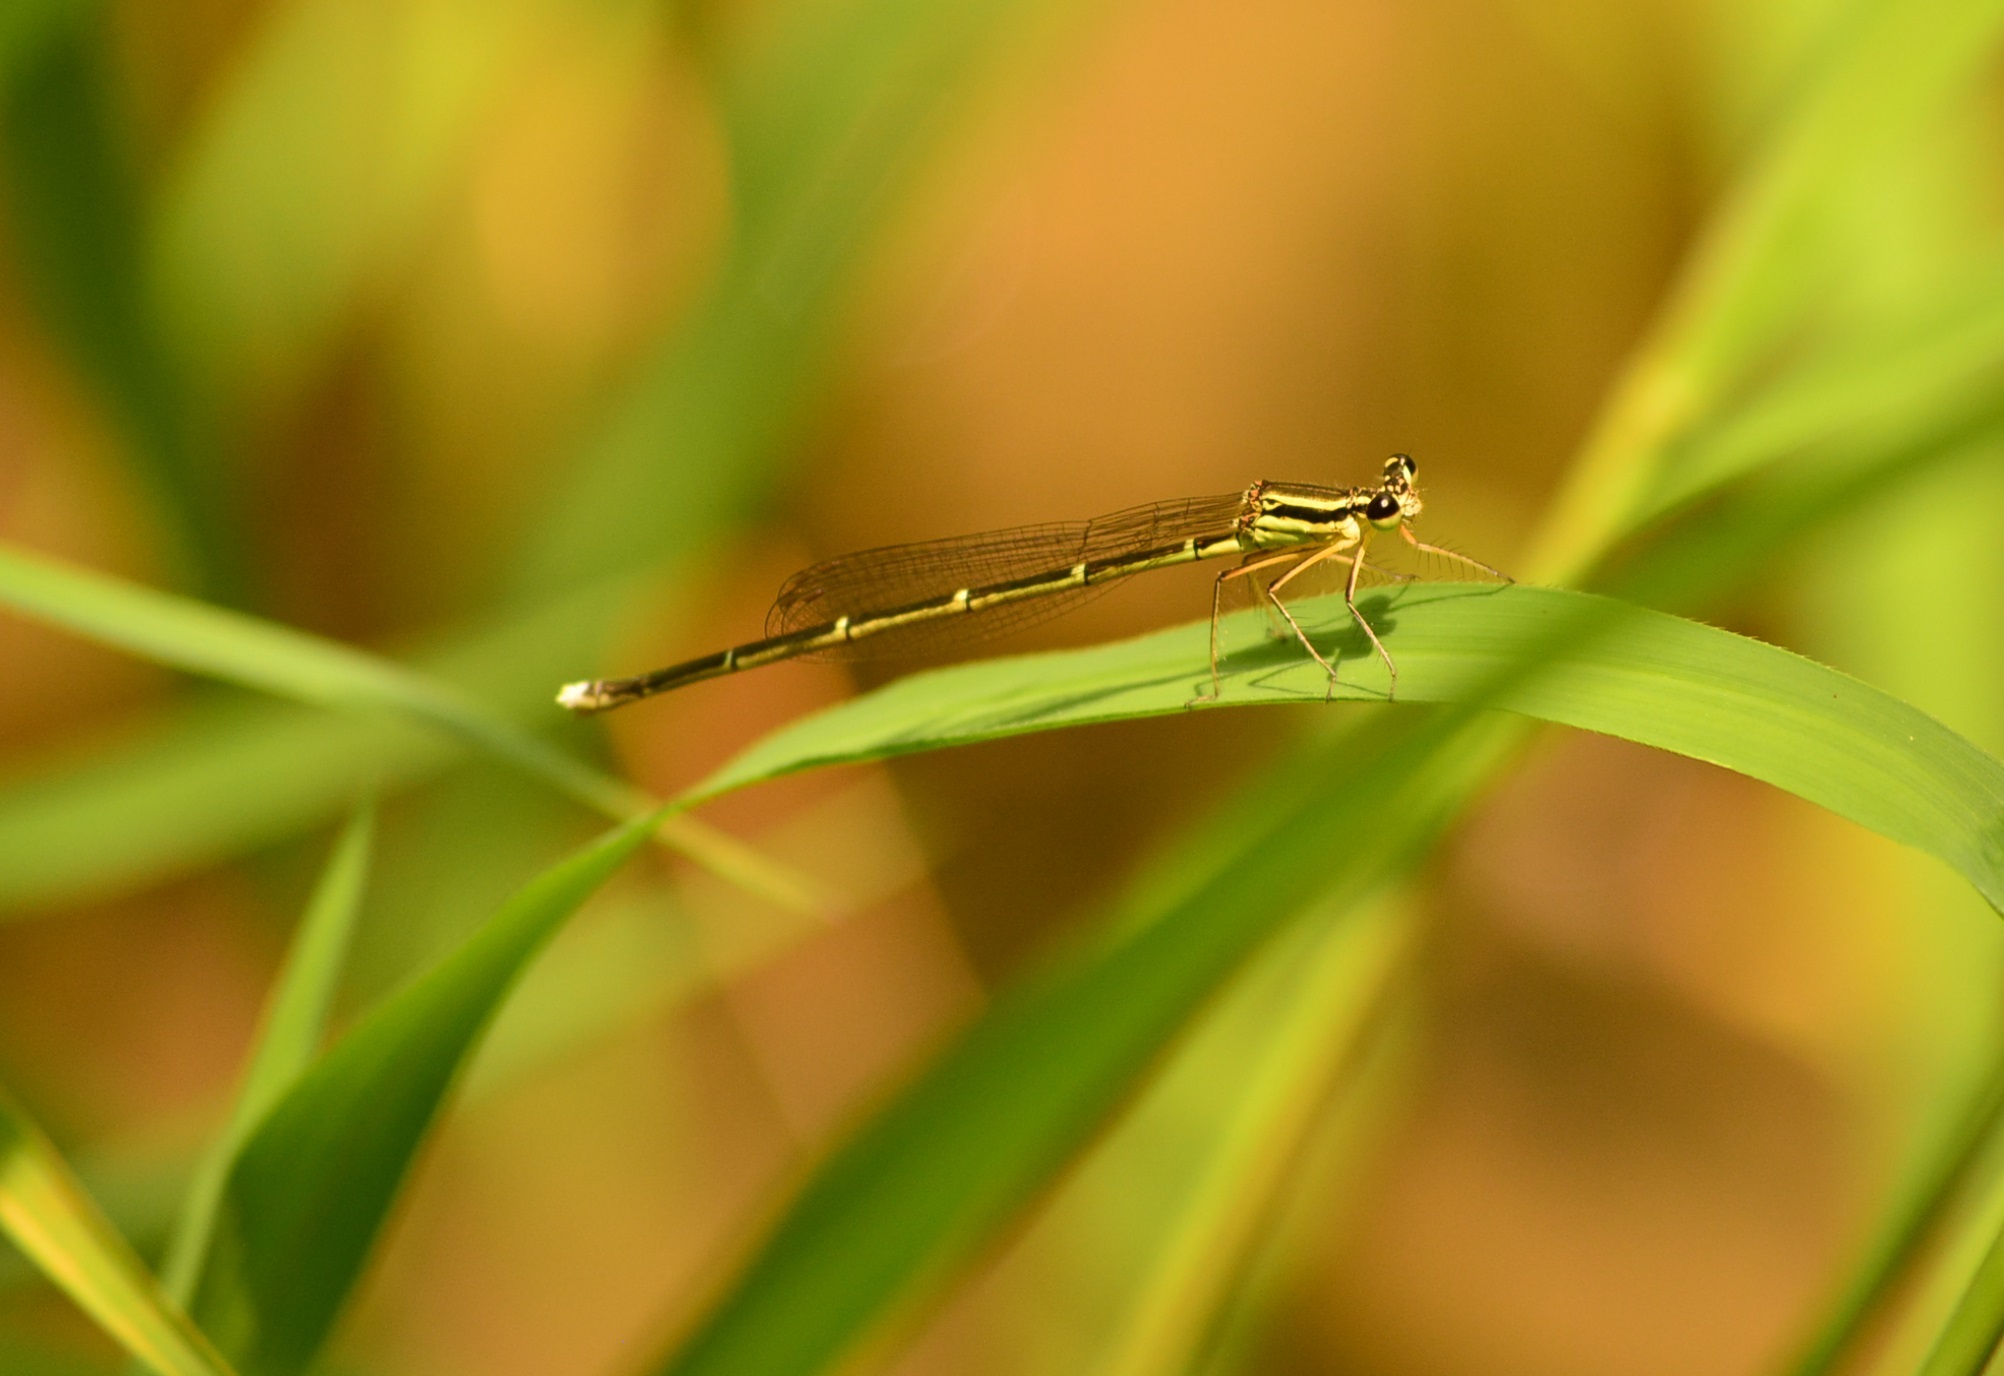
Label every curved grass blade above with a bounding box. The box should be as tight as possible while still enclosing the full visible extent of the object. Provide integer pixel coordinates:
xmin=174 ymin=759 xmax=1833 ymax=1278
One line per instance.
xmin=0 ymin=695 xmax=439 ymax=914
xmin=0 ymin=579 xmax=618 ymax=912
xmin=0 ymin=1085 xmax=236 ymax=1376
xmin=186 ymin=805 xmax=666 ymax=1376
xmin=156 ymin=805 xmax=374 ymax=1308
xmin=648 ymin=586 xmax=2004 ymax=1375
xmin=688 ymin=584 xmax=2004 ymax=914
xmin=0 ymin=543 xmax=817 ymax=912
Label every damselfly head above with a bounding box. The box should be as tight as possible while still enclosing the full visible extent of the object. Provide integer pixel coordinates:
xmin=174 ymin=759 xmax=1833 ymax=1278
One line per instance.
xmin=1370 ymin=453 xmax=1422 ymax=528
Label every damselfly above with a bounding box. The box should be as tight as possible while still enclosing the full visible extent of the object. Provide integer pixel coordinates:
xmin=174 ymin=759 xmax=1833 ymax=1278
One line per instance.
xmin=556 ymin=454 xmax=1504 ymax=714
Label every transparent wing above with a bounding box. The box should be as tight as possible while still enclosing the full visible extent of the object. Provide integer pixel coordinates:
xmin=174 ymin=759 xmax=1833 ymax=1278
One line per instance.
xmin=767 ymin=491 xmax=1249 ymax=661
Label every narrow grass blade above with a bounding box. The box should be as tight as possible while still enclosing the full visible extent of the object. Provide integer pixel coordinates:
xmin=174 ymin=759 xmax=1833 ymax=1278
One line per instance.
xmin=514 ymin=0 xmax=1064 ymax=593
xmin=0 ymin=580 xmax=617 ymax=912
xmin=1638 ymin=255 xmax=2004 ymax=526
xmin=1917 ymin=1227 xmax=2004 ymax=1376
xmin=150 ymin=0 xmax=552 ymax=407
xmin=0 ymin=1086 xmax=236 ymax=1376
xmin=156 ymin=805 xmax=374 ymax=1306
xmin=688 ymin=585 xmax=2004 ymax=913
xmin=1073 ymin=896 xmax=1411 ymax=1376
xmin=187 ymin=805 xmax=665 ymax=1376
xmin=1778 ymin=1058 xmax=2004 ymax=1376
xmin=646 ymin=587 xmax=2004 ymax=1375
xmin=0 ymin=544 xmax=817 ymax=912
xmin=1530 ymin=0 xmax=2004 ymax=583
xmin=652 ymin=707 xmax=1495 ymax=1376
xmin=1 ymin=8 xmax=242 ymax=601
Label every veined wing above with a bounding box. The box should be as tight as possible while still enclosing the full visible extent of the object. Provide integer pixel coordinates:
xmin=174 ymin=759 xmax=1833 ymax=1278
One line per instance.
xmin=766 ymin=491 xmax=1249 ymax=660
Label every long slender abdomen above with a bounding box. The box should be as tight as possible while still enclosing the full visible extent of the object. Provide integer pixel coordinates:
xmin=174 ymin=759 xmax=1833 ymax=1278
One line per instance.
xmin=555 ymin=529 xmax=1253 ymax=711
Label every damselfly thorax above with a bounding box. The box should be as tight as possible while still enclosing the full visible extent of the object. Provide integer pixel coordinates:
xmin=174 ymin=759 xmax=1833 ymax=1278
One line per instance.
xmin=557 ymin=454 xmax=1504 ymax=713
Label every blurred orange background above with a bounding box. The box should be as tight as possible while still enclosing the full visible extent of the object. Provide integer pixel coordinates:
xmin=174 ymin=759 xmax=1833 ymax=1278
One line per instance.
xmin=3 ymin=2 xmax=2002 ymax=1374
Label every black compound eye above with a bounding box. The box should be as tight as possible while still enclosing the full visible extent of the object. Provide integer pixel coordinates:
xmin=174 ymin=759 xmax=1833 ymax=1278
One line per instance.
xmin=1389 ymin=453 xmax=1417 ymax=481
xmin=1367 ymin=493 xmax=1401 ymax=522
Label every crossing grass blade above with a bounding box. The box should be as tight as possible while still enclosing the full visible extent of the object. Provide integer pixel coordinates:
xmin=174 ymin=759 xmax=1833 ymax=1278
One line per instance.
xmin=652 ymin=702 xmax=1495 ymax=1376
xmin=0 ymin=543 xmax=817 ymax=913
xmin=185 ymin=805 xmax=666 ymax=1376
xmin=156 ymin=805 xmax=374 ymax=1307
xmin=1528 ymin=0 xmax=2004 ymax=584
xmin=641 ymin=583 xmax=2004 ymax=1376
xmin=0 ymin=1086 xmax=237 ymax=1376
xmin=1777 ymin=1058 xmax=2004 ymax=1376
xmin=1054 ymin=895 xmax=1412 ymax=1376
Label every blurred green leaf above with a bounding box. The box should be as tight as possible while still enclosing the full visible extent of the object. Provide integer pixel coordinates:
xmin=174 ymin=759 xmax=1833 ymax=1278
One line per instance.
xmin=150 ymin=0 xmax=556 ymax=407
xmin=0 ymin=8 xmax=242 ymax=601
xmin=187 ymin=805 xmax=664 ymax=1376
xmin=654 ymin=705 xmax=1498 ymax=1376
xmin=0 ymin=0 xmax=91 ymax=87
xmin=157 ymin=806 xmax=374 ymax=1307
xmin=0 ymin=1086 xmax=236 ymax=1376
xmin=1918 ymin=1226 xmax=2004 ymax=1376
xmin=1638 ymin=255 xmax=2004 ymax=527
xmin=0 ymin=694 xmax=439 ymax=914
xmin=1596 ymin=393 xmax=2004 ymax=612
xmin=0 ymin=581 xmax=616 ymax=912
xmin=1063 ymin=895 xmax=1410 ymax=1376
xmin=652 ymin=583 xmax=2004 ymax=1375
xmin=0 ymin=545 xmax=813 ymax=910
xmin=1780 ymin=1058 xmax=2004 ymax=1376
xmin=513 ymin=0 xmax=1063 ymax=592
xmin=0 ymin=1334 xmax=118 ymax=1376
xmin=1530 ymin=0 xmax=2004 ymax=582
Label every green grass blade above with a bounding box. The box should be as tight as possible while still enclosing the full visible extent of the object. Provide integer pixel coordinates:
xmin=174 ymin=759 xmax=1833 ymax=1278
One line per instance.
xmin=0 ymin=695 xmax=441 ymax=914
xmin=149 ymin=0 xmax=552 ymax=408
xmin=1917 ymin=1226 xmax=2004 ymax=1376
xmin=653 ymin=707 xmax=1495 ymax=1376
xmin=1070 ymin=896 xmax=1410 ymax=1376
xmin=1638 ymin=256 xmax=2004 ymax=526
xmin=513 ymin=0 xmax=1059 ymax=593
xmin=0 ymin=544 xmax=816 ymax=911
xmin=0 ymin=8 xmax=242 ymax=601
xmin=1530 ymin=0 xmax=2004 ymax=583
xmin=650 ymin=584 xmax=2004 ymax=1375
xmin=0 ymin=581 xmax=617 ymax=912
xmin=645 ymin=580 xmax=2004 ymax=1376
xmin=187 ymin=806 xmax=666 ymax=1376
xmin=156 ymin=805 xmax=374 ymax=1307
xmin=688 ymin=584 xmax=2004 ymax=913
xmin=0 ymin=1086 xmax=236 ymax=1376
xmin=1778 ymin=1058 xmax=2004 ymax=1376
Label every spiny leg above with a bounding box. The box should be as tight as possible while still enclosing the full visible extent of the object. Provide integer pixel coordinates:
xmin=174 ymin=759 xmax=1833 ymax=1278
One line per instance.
xmin=1263 ymin=538 xmax=1360 ymax=701
xmin=1338 ymin=534 xmax=1399 ymax=697
xmin=1401 ymin=527 xmax=1511 ymax=582
xmin=1197 ymin=549 xmax=1302 ymax=702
